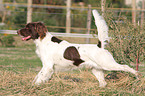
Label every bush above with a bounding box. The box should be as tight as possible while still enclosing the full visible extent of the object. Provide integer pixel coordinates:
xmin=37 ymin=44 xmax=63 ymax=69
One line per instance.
xmin=104 ymin=11 xmax=144 ymax=70
xmin=0 ymin=34 xmax=15 ymax=47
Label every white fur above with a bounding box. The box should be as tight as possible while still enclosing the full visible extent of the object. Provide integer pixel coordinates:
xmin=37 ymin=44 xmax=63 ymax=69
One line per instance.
xmin=92 ymin=10 xmax=109 ymax=49
xmin=32 ymin=32 xmax=138 ymax=87
xmin=30 ymin=10 xmax=137 ymax=87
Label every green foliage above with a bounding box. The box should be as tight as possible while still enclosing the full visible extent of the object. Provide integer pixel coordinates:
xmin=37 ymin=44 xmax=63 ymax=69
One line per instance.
xmin=105 ymin=11 xmax=144 ymax=65
xmin=106 ymin=0 xmax=126 ymax=8
xmin=71 ymin=10 xmax=88 ymax=33
xmin=32 ymin=11 xmax=66 ymax=32
xmin=4 ymin=0 xmax=27 ymax=3
xmin=0 ymin=34 xmax=15 ymax=47
xmin=2 ymin=0 xmax=130 ymax=31
xmin=82 ymin=0 xmax=100 ymax=7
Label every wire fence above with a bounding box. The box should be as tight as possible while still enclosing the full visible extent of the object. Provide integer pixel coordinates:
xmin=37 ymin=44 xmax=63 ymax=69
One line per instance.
xmin=0 ymin=2 xmax=144 ymax=34
xmin=0 ymin=30 xmax=97 ymax=38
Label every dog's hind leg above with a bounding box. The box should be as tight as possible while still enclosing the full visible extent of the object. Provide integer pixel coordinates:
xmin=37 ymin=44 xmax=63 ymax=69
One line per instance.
xmin=104 ymin=63 xmax=138 ymax=77
xmin=92 ymin=68 xmax=107 ymax=87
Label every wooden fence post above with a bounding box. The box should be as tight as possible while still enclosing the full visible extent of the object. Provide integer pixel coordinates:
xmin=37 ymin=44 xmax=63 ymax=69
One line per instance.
xmin=27 ymin=0 xmax=32 ymax=23
xmin=141 ymin=0 xmax=144 ymax=28
xmin=86 ymin=5 xmax=92 ymax=44
xmin=101 ymin=0 xmax=106 ymax=17
xmin=0 ymin=0 xmax=6 ymax=23
xmin=132 ymin=0 xmax=136 ymax=26
xmin=0 ymin=0 xmax=3 ymax=11
xmin=66 ymin=0 xmax=71 ymax=33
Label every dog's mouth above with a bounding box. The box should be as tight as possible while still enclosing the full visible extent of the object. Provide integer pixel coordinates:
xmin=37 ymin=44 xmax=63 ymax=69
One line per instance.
xmin=21 ymin=36 xmax=31 ymax=41
xmin=17 ymin=30 xmax=32 ymax=41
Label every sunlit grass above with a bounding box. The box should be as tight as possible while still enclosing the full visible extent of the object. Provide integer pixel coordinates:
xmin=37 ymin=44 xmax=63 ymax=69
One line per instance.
xmin=0 ymin=45 xmax=145 ymax=95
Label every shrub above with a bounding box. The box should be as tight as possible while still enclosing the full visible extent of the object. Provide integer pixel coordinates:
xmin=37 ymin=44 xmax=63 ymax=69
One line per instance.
xmin=104 ymin=11 xmax=144 ymax=71
xmin=0 ymin=34 xmax=15 ymax=47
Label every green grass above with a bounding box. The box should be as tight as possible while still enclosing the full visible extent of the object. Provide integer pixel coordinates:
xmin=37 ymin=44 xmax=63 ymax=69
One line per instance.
xmin=0 ymin=39 xmax=145 ymax=95
xmin=0 ymin=46 xmax=41 ymax=73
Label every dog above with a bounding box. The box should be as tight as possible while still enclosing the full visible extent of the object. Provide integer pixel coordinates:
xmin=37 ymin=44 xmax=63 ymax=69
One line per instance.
xmin=17 ymin=10 xmax=138 ymax=87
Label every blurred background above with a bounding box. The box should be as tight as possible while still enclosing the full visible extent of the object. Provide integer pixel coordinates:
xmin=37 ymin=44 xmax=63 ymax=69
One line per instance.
xmin=0 ymin=0 xmax=144 ymax=33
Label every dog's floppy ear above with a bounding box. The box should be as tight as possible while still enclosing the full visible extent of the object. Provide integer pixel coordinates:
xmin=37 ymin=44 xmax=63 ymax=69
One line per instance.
xmin=31 ymin=23 xmax=39 ymax=39
xmin=25 ymin=22 xmax=39 ymax=39
xmin=36 ymin=22 xmax=48 ymax=40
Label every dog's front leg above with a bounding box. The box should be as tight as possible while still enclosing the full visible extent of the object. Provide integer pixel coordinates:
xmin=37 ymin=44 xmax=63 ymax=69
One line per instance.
xmin=32 ymin=62 xmax=54 ymax=85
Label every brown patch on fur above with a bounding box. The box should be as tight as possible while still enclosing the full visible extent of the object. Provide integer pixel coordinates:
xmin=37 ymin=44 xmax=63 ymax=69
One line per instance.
xmin=63 ymin=46 xmax=85 ymax=66
xmin=35 ymin=22 xmax=48 ymax=40
xmin=98 ymin=40 xmax=101 ymax=48
xmin=51 ymin=36 xmax=62 ymax=43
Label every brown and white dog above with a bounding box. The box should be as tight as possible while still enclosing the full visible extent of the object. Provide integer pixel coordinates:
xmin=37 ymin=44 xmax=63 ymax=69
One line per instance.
xmin=17 ymin=10 xmax=138 ymax=87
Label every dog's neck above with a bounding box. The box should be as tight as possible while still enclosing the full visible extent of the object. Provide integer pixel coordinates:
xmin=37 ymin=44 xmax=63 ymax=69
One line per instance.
xmin=34 ymin=32 xmax=52 ymax=45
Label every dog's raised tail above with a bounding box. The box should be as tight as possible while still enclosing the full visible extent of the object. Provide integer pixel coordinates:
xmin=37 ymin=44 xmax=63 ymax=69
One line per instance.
xmin=92 ymin=10 xmax=109 ymax=49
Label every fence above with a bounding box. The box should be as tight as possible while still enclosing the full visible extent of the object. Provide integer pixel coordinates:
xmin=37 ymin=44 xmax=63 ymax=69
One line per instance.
xmin=0 ymin=2 xmax=144 ymax=35
xmin=0 ymin=30 xmax=97 ymax=38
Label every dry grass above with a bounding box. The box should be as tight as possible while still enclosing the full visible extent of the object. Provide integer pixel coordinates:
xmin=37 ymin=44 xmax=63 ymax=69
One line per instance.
xmin=0 ymin=69 xmax=145 ymax=96
xmin=0 ymin=36 xmax=145 ymax=95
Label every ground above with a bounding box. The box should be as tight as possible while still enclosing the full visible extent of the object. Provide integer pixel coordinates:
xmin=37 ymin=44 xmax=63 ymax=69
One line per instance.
xmin=0 ymin=36 xmax=145 ymax=95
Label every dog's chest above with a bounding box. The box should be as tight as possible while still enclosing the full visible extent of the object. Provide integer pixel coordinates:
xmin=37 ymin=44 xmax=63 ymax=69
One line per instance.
xmin=35 ymin=42 xmax=63 ymax=58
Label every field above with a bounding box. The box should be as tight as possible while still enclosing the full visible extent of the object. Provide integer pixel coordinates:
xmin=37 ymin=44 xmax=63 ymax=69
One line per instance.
xmin=0 ymin=36 xmax=145 ymax=96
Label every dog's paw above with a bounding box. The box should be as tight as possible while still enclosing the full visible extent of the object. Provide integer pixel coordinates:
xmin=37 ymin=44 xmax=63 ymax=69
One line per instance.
xmin=99 ymin=82 xmax=107 ymax=87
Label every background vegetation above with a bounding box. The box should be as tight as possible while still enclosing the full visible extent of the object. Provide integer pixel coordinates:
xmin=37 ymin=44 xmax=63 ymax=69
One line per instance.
xmin=104 ymin=10 xmax=144 ymax=69
xmin=1 ymin=0 xmax=139 ymax=32
xmin=0 ymin=0 xmax=145 ymax=95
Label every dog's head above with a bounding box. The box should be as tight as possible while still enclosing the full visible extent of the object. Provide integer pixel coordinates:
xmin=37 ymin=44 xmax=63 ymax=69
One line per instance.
xmin=17 ymin=22 xmax=48 ymax=41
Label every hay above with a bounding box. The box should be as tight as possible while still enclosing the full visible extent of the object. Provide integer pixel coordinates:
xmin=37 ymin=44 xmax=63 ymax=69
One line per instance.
xmin=0 ymin=70 xmax=145 ymax=95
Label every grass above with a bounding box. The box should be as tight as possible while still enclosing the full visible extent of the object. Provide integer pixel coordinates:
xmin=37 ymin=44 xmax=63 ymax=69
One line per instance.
xmin=0 ymin=36 xmax=145 ymax=95
xmin=0 ymin=46 xmax=41 ymax=73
